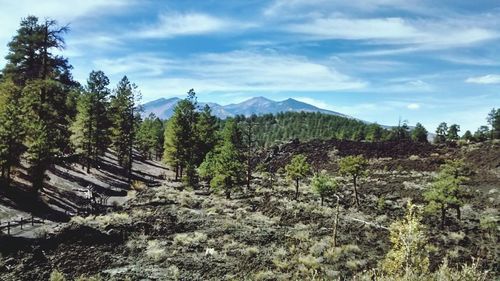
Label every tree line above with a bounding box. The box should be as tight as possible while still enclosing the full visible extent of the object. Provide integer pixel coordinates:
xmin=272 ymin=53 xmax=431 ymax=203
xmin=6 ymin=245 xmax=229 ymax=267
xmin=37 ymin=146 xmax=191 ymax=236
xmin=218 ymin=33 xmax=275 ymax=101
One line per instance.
xmin=0 ymin=16 xmax=165 ymax=193
xmin=434 ymin=109 xmax=500 ymax=144
xmin=1 ymin=16 xmax=498 ymax=198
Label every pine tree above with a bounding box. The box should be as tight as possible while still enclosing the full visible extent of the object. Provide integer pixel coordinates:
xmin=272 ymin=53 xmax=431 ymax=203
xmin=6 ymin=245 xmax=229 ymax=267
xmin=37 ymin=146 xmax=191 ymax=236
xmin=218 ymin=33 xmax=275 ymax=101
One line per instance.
xmin=339 ymin=155 xmax=367 ymax=207
xmin=70 ymin=89 xmax=95 ymax=172
xmin=242 ymin=114 xmax=258 ymax=189
xmin=162 ymin=90 xmax=198 ymax=183
xmin=70 ymin=71 xmax=111 ymax=172
xmin=447 ymin=124 xmax=460 ymax=142
xmin=204 ymin=119 xmax=245 ymax=199
xmin=435 ymin=122 xmax=448 ymax=144
xmin=473 ymin=126 xmax=489 ymax=142
xmin=424 ymin=160 xmax=468 ymax=228
xmin=195 ymin=104 xmax=218 ymax=165
xmin=462 ymin=130 xmax=473 ymax=142
xmin=136 ymin=113 xmax=164 ymax=160
xmin=411 ymin=122 xmax=428 ymax=143
xmin=24 ymin=118 xmax=51 ymax=193
xmin=163 ymin=117 xmax=182 ymax=180
xmin=0 ymin=80 xmax=25 ymax=184
xmin=2 ymin=16 xmax=77 ymax=193
xmin=109 ymin=76 xmax=140 ymax=181
xmin=311 ymin=171 xmax=338 ymax=206
xmin=487 ymin=108 xmax=500 ymax=139
xmin=366 ymin=123 xmax=383 ymax=142
xmin=285 ymin=154 xmax=311 ymax=200
xmin=87 ymin=70 xmax=111 ymax=156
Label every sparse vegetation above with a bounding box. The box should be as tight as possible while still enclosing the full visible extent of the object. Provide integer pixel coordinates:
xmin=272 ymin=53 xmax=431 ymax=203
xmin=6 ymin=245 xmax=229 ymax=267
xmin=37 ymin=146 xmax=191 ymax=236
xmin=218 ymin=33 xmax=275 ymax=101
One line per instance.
xmin=0 ymin=10 xmax=498 ymax=281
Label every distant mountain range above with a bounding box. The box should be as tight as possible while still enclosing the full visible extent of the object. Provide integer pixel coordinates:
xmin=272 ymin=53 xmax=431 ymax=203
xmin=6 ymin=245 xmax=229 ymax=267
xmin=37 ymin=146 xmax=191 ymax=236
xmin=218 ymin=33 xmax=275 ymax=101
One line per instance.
xmin=142 ymin=96 xmax=350 ymax=120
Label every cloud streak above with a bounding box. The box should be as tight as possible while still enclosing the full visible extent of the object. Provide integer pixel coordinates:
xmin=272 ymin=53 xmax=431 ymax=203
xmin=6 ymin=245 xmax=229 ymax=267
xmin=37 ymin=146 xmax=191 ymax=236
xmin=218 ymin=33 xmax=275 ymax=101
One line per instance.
xmin=94 ymin=51 xmax=366 ymax=99
xmin=285 ymin=16 xmax=498 ymax=51
xmin=465 ymin=74 xmax=500 ymax=84
xmin=134 ymin=12 xmax=253 ymax=39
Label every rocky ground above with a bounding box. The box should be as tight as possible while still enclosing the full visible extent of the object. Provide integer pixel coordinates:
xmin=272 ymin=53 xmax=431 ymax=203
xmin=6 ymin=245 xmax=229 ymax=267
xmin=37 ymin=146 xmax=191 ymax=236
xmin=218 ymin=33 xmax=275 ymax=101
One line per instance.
xmin=0 ymin=141 xmax=498 ymax=280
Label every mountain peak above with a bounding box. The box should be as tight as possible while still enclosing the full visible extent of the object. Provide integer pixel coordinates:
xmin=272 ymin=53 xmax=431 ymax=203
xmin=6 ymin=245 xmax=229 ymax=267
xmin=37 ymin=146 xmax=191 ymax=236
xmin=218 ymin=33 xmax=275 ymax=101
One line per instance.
xmin=142 ymin=96 xmax=348 ymax=120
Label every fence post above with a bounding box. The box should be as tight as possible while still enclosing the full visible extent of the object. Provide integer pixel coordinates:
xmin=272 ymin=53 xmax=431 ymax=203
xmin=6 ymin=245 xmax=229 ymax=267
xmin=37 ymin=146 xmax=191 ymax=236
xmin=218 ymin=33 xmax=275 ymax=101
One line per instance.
xmin=20 ymin=219 xmax=23 ymax=229
xmin=32 ymin=215 xmax=34 ymax=226
xmin=7 ymin=221 xmax=10 ymax=235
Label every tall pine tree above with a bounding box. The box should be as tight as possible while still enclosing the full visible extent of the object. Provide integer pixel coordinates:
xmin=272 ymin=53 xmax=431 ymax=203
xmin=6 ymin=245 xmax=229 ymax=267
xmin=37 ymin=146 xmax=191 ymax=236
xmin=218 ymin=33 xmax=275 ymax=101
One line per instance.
xmin=70 ymin=70 xmax=111 ymax=172
xmin=2 ymin=16 xmax=77 ymax=193
xmin=0 ymin=80 xmax=25 ymax=185
xmin=109 ymin=76 xmax=140 ymax=181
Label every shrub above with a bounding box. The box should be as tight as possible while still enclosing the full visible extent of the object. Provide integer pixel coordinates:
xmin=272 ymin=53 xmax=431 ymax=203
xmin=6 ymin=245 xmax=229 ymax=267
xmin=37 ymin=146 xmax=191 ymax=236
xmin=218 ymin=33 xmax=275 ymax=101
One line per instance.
xmin=146 ymin=240 xmax=167 ymax=261
xmin=173 ymin=232 xmax=208 ymax=247
xmin=49 ymin=270 xmax=66 ymax=281
xmin=131 ymin=180 xmax=146 ymax=191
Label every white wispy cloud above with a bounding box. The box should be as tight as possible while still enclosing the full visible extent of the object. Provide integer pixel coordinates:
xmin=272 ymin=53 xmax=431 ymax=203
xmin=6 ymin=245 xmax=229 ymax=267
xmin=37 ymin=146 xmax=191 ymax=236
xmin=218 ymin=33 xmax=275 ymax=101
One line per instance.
xmin=264 ymin=0 xmax=428 ymax=17
xmin=0 ymin=0 xmax=136 ymax=65
xmin=94 ymin=50 xmax=366 ymax=99
xmin=407 ymin=103 xmax=420 ymax=109
xmin=134 ymin=12 xmax=253 ymax=39
xmin=285 ymin=17 xmax=497 ymax=51
xmin=465 ymin=74 xmax=500 ymax=84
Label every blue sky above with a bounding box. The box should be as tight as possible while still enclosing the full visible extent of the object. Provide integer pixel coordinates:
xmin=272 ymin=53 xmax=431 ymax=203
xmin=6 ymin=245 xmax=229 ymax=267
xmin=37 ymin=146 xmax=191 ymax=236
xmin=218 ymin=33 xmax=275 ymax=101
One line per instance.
xmin=0 ymin=0 xmax=499 ymax=132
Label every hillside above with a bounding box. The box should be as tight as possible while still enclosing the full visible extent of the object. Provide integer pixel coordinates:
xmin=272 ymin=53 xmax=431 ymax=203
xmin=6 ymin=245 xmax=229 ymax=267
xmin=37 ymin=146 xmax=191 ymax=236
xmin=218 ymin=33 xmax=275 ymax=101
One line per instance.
xmin=1 ymin=141 xmax=498 ymax=280
xmin=142 ymin=96 xmax=348 ymax=120
xmin=239 ymin=111 xmax=390 ymax=146
xmin=0 ymin=151 xmax=167 ymax=237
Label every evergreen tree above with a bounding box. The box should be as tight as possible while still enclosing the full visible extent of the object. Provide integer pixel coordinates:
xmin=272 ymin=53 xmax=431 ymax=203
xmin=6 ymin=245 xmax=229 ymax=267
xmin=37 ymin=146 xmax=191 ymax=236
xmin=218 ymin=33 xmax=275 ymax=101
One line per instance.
xmin=87 ymin=70 xmax=111 ymax=156
xmin=24 ymin=118 xmax=51 ymax=193
xmin=70 ymin=89 xmax=95 ymax=172
xmin=387 ymin=119 xmax=411 ymax=141
xmin=70 ymin=71 xmax=110 ymax=172
xmin=3 ymin=16 xmax=74 ymax=86
xmin=447 ymin=124 xmax=460 ymax=142
xmin=2 ymin=16 xmax=77 ymax=193
xmin=339 ymin=155 xmax=367 ymax=207
xmin=136 ymin=113 xmax=164 ymax=160
xmin=285 ymin=154 xmax=311 ymax=200
xmin=411 ymin=122 xmax=428 ymax=143
xmin=462 ymin=130 xmax=473 ymax=142
xmin=311 ymin=171 xmax=338 ymax=206
xmin=424 ymin=160 xmax=468 ymax=228
xmin=366 ymin=123 xmax=383 ymax=142
xmin=435 ymin=122 xmax=448 ymax=144
xmin=242 ymin=114 xmax=258 ymax=189
xmin=473 ymin=126 xmax=489 ymax=142
xmin=204 ymin=119 xmax=245 ymax=199
xmin=0 ymin=80 xmax=25 ymax=184
xmin=195 ymin=104 xmax=218 ymax=165
xmin=109 ymin=76 xmax=140 ymax=181
xmin=162 ymin=90 xmax=198 ymax=183
xmin=487 ymin=108 xmax=500 ymax=139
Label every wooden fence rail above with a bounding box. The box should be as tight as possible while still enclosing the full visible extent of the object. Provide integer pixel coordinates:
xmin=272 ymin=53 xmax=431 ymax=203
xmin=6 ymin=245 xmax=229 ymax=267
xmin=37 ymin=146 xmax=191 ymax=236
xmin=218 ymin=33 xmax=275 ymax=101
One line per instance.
xmin=0 ymin=215 xmax=45 ymax=235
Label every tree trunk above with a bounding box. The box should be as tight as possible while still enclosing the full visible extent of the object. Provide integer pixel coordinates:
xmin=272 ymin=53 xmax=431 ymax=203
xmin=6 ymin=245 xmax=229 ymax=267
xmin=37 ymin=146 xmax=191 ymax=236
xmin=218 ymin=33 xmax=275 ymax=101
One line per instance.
xmin=321 ymin=196 xmax=324 ymax=206
xmin=441 ymin=205 xmax=446 ymax=229
xmin=333 ymin=196 xmax=340 ymax=247
xmin=174 ymin=164 xmax=179 ymax=181
xmin=226 ymin=189 xmax=231 ymax=199
xmin=455 ymin=205 xmax=461 ymax=220
xmin=353 ymin=176 xmax=360 ymax=207
xmin=295 ymin=178 xmax=299 ymax=200
xmin=6 ymin=166 xmax=11 ymax=186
